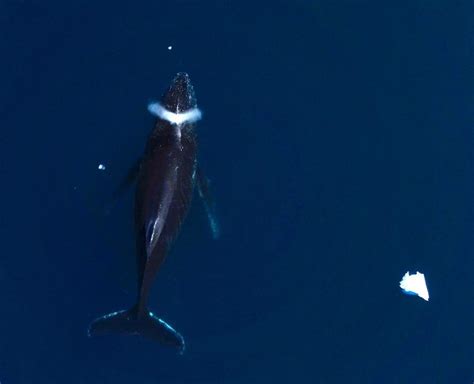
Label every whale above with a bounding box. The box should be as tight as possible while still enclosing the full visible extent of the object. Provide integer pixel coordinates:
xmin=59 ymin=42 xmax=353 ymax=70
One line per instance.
xmin=88 ymin=72 xmax=218 ymax=353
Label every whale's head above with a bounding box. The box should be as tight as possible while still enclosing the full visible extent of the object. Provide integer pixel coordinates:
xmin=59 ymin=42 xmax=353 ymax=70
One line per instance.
xmin=161 ymin=72 xmax=197 ymax=114
xmin=147 ymin=72 xmax=202 ymax=126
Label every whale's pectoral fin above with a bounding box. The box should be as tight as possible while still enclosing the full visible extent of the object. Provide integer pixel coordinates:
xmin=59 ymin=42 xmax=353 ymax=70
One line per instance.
xmin=196 ymin=166 xmax=220 ymax=239
xmin=113 ymin=157 xmax=142 ymax=200
xmin=103 ymin=158 xmax=142 ymax=215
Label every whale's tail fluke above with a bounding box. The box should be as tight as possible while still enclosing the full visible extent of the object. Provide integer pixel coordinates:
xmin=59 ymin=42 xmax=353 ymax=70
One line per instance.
xmin=88 ymin=307 xmax=185 ymax=353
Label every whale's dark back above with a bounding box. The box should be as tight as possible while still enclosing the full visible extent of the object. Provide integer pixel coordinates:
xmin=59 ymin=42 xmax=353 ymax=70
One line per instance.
xmin=134 ymin=123 xmax=197 ymax=291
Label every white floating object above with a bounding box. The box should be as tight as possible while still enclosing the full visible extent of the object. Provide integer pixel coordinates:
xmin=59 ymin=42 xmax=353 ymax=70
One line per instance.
xmin=147 ymin=102 xmax=202 ymax=125
xmin=167 ymin=45 xmax=173 ymax=50
xmin=98 ymin=164 xmax=106 ymax=171
xmin=399 ymin=271 xmax=429 ymax=301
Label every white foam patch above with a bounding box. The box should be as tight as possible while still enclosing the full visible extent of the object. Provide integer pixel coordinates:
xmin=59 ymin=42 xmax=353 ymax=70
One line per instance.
xmin=399 ymin=271 xmax=429 ymax=301
xmin=148 ymin=102 xmax=202 ymax=125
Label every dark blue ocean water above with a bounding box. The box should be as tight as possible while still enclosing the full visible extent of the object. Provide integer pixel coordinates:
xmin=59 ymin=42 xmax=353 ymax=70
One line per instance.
xmin=0 ymin=1 xmax=473 ymax=383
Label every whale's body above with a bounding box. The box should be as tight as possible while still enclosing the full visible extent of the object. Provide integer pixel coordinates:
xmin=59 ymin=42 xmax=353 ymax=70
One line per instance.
xmin=89 ymin=73 xmax=210 ymax=353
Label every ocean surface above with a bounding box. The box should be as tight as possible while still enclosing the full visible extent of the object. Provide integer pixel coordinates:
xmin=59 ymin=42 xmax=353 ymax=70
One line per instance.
xmin=0 ymin=1 xmax=473 ymax=383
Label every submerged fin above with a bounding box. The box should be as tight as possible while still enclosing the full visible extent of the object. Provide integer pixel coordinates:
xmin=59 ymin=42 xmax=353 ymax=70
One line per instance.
xmin=103 ymin=158 xmax=141 ymax=215
xmin=113 ymin=158 xmax=142 ymax=198
xmin=196 ymin=166 xmax=220 ymax=239
xmin=88 ymin=307 xmax=185 ymax=353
